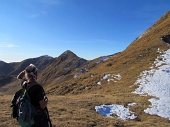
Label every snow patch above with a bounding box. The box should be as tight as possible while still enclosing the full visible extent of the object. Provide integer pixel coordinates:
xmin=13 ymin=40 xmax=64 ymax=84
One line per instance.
xmin=74 ymin=73 xmax=81 ymax=78
xmin=128 ymin=102 xmax=137 ymax=107
xmin=95 ymin=104 xmax=137 ymax=120
xmin=97 ymin=81 xmax=101 ymax=85
xmin=98 ymin=73 xmax=122 ymax=85
xmin=95 ymin=48 xmax=170 ymax=121
xmin=133 ymin=48 xmax=170 ymax=119
xmin=97 ymin=55 xmax=113 ymax=64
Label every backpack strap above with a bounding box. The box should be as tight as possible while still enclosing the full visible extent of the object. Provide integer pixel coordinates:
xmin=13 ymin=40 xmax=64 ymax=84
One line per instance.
xmin=25 ymin=82 xmax=40 ymax=110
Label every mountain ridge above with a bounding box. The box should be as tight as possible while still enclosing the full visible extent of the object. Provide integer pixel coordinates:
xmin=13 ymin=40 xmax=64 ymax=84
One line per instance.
xmin=0 ymin=49 xmax=116 ymax=94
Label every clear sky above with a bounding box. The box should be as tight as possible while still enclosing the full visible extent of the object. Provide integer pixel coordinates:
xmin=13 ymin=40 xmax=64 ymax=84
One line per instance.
xmin=0 ymin=0 xmax=169 ymax=63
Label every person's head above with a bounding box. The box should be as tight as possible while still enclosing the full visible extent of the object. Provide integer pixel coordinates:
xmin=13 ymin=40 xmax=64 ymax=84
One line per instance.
xmin=24 ymin=64 xmax=38 ymax=81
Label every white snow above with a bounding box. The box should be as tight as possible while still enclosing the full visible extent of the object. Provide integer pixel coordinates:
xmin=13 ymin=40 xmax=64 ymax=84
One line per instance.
xmin=95 ymin=104 xmax=137 ymax=120
xmin=102 ymin=74 xmax=111 ymax=80
xmin=95 ymin=48 xmax=170 ymax=120
xmin=97 ymin=73 xmax=122 ymax=85
xmin=128 ymin=102 xmax=137 ymax=107
xmin=74 ymin=55 xmax=114 ymax=78
xmin=95 ymin=74 xmax=137 ymax=121
xmin=74 ymin=73 xmax=80 ymax=78
xmin=133 ymin=48 xmax=170 ymax=119
xmin=97 ymin=55 xmax=113 ymax=64
xmin=97 ymin=81 xmax=101 ymax=85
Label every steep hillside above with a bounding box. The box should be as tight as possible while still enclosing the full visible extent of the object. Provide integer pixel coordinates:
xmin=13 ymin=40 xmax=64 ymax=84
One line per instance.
xmin=0 ymin=55 xmax=54 ymax=76
xmin=0 ymin=60 xmax=7 ymax=67
xmin=38 ymin=50 xmax=87 ymax=85
xmin=46 ymin=11 xmax=170 ymax=96
xmin=42 ymin=11 xmax=170 ymax=126
xmin=9 ymin=55 xmax=54 ymax=75
xmin=0 ymin=55 xmax=54 ymax=94
xmin=44 ymin=53 xmax=118 ymax=93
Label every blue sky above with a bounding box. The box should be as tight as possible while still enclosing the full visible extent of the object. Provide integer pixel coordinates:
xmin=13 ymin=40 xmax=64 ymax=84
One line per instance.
xmin=0 ymin=0 xmax=170 ymax=63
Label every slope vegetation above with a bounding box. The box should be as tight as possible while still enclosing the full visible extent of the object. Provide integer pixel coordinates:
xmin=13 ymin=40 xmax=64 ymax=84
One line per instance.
xmin=46 ymin=11 xmax=170 ymax=96
xmin=43 ymin=11 xmax=170 ymax=126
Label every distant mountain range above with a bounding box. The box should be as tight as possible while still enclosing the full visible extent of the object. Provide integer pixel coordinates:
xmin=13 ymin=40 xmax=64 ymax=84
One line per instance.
xmin=0 ymin=49 xmax=118 ymax=94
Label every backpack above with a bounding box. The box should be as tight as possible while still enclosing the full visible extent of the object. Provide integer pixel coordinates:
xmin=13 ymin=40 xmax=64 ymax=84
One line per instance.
xmin=10 ymin=85 xmax=37 ymax=127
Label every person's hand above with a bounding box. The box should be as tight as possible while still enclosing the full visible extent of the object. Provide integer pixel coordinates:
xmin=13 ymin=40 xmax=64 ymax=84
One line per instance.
xmin=17 ymin=70 xmax=25 ymax=79
xmin=39 ymin=96 xmax=48 ymax=109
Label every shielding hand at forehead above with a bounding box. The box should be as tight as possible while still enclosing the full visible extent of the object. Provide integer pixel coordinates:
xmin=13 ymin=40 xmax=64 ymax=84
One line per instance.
xmin=25 ymin=64 xmax=38 ymax=73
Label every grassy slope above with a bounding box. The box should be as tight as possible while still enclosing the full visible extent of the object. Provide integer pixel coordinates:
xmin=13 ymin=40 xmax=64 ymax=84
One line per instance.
xmin=0 ymin=11 xmax=170 ymax=127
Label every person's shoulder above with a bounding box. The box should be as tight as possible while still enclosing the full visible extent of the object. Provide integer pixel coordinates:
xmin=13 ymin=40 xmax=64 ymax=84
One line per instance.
xmin=33 ymin=83 xmax=43 ymax=89
xmin=29 ymin=83 xmax=43 ymax=91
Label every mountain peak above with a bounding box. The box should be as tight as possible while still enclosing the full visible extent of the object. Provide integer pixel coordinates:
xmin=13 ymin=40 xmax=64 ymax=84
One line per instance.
xmin=60 ymin=50 xmax=77 ymax=58
xmin=40 ymin=55 xmax=53 ymax=59
xmin=63 ymin=50 xmax=75 ymax=55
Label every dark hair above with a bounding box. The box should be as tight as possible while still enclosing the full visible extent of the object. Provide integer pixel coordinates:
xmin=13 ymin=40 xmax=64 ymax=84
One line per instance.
xmin=25 ymin=64 xmax=38 ymax=76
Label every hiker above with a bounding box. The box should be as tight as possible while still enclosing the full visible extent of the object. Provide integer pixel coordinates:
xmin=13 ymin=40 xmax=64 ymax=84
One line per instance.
xmin=17 ymin=64 xmax=50 ymax=127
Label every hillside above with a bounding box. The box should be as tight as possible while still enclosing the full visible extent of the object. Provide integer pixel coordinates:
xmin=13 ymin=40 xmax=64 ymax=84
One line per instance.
xmin=38 ymin=50 xmax=88 ymax=85
xmin=0 ymin=55 xmax=55 ymax=94
xmin=46 ymin=11 xmax=170 ymax=96
xmin=43 ymin=11 xmax=170 ymax=126
xmin=0 ymin=11 xmax=170 ymax=127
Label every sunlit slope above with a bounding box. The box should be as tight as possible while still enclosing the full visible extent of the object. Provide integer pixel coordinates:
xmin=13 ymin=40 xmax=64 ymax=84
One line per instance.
xmin=43 ymin=11 xmax=170 ymax=126
xmin=46 ymin=11 xmax=170 ymax=96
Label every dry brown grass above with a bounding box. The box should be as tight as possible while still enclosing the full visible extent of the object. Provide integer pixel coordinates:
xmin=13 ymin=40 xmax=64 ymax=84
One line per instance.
xmin=1 ymin=94 xmax=170 ymax=127
xmin=0 ymin=94 xmax=20 ymax=127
